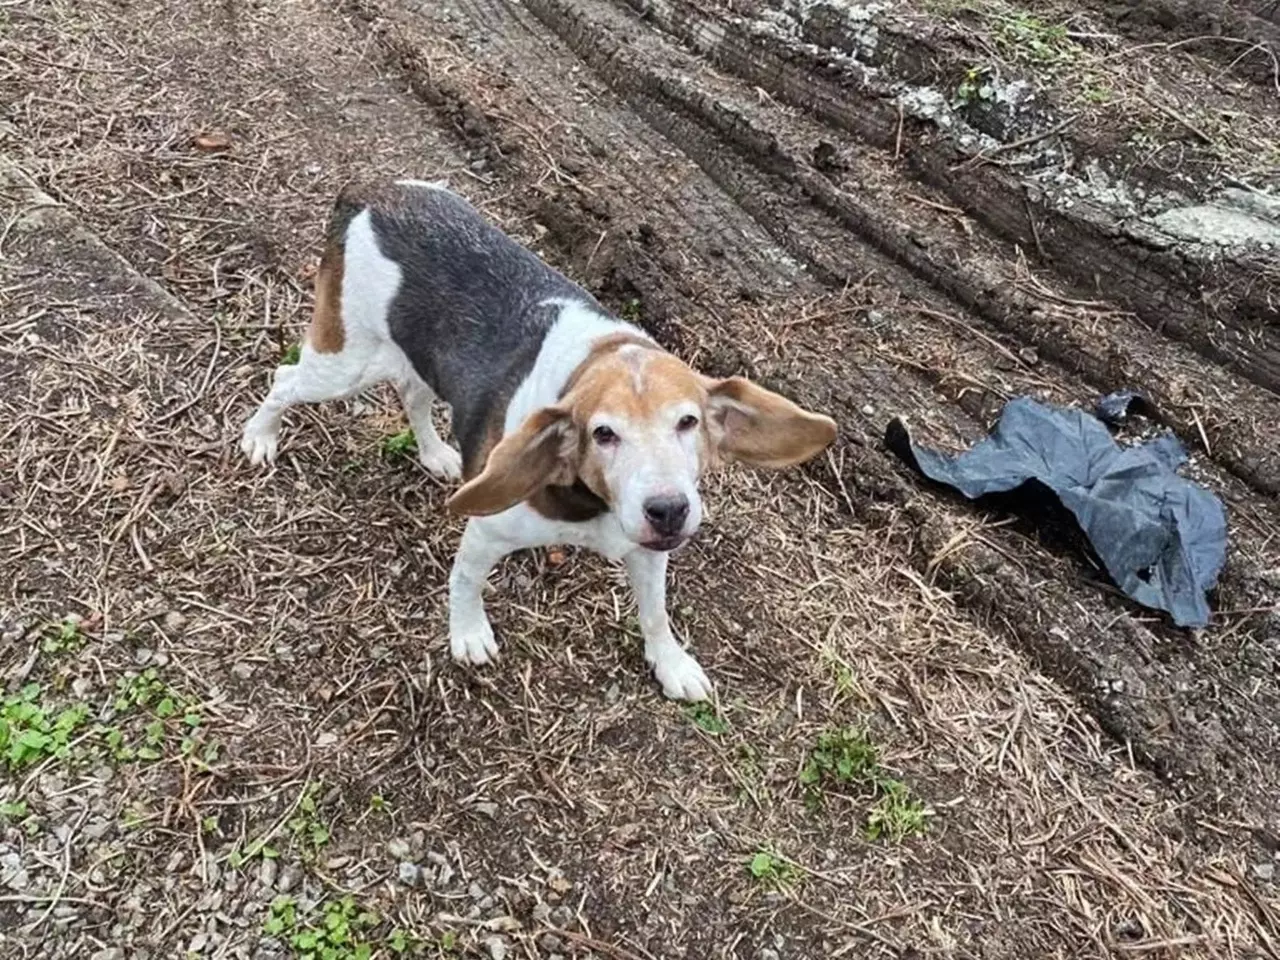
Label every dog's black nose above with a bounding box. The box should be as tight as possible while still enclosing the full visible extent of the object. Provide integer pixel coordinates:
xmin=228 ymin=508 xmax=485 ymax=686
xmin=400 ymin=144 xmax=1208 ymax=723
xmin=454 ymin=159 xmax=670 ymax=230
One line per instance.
xmin=643 ymin=495 xmax=690 ymax=536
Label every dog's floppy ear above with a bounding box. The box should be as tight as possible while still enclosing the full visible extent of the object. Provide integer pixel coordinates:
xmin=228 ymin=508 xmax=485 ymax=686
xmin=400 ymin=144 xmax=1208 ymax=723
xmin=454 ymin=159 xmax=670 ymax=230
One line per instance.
xmin=447 ymin=407 xmax=577 ymax=516
xmin=706 ymin=377 xmax=837 ymax=468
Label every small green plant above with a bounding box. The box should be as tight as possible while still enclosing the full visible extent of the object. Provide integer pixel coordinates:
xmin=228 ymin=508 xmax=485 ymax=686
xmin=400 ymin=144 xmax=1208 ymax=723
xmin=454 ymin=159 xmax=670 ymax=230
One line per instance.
xmin=1082 ymin=83 xmax=1112 ymax=105
xmin=685 ymin=701 xmax=728 ymax=735
xmin=227 ymin=836 xmax=280 ymax=869
xmin=281 ymin=342 xmax=302 ymax=365
xmin=748 ymin=847 xmax=801 ymax=890
xmin=0 ymin=684 xmax=89 ymax=770
xmin=387 ymin=927 xmax=426 ymax=954
xmin=799 ymin=726 xmax=929 ymax=840
xmin=800 ymin=726 xmax=878 ymax=792
xmin=369 ymin=793 xmax=391 ymax=815
xmin=620 ymin=298 xmax=643 ymax=322
xmin=990 ymin=11 xmax=1076 ymax=65
xmin=113 ymin=668 xmax=167 ymax=712
xmin=956 ymin=65 xmax=994 ymax=106
xmin=380 ymin=429 xmax=418 ymax=461
xmin=865 ymin=779 xmax=929 ymax=842
xmin=42 ymin=617 xmax=86 ymax=655
xmin=287 ymin=781 xmax=330 ymax=858
xmin=0 ymin=799 xmax=29 ymax=821
xmin=264 ymin=895 xmax=379 ymax=960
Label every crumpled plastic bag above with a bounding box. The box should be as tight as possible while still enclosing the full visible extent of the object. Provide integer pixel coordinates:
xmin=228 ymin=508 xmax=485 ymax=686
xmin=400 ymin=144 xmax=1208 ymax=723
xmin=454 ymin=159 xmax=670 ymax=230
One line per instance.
xmin=885 ymin=396 xmax=1227 ymax=627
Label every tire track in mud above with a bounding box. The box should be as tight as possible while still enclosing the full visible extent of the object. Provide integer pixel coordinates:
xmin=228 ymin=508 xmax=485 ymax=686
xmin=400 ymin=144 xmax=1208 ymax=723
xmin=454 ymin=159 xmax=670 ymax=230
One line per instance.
xmin=348 ymin=0 xmax=1280 ymax=837
xmin=607 ymin=0 xmax=1280 ymax=499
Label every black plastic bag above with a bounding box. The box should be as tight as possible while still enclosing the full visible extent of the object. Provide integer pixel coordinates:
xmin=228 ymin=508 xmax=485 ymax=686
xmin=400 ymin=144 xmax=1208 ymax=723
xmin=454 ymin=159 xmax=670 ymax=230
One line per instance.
xmin=885 ymin=397 xmax=1226 ymax=627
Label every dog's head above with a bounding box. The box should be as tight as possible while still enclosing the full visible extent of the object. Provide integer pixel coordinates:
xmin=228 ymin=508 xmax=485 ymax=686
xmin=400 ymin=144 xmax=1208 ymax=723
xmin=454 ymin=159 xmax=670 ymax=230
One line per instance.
xmin=447 ymin=341 xmax=837 ymax=550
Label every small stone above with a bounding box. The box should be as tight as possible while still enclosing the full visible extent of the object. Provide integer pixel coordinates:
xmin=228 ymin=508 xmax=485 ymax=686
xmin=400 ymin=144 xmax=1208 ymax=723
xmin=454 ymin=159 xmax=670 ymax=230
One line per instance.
xmin=472 ymin=802 xmax=499 ymax=818
xmin=133 ymin=647 xmax=154 ymax=665
xmin=759 ymin=950 xmax=781 ymax=960
xmin=468 ymin=881 xmax=486 ymax=900
xmin=90 ymin=949 xmax=125 ymax=960
xmin=188 ymin=931 xmax=209 ymax=953
xmin=550 ymin=905 xmax=574 ymax=927
xmin=230 ymin=662 xmax=254 ymax=681
xmin=539 ymin=933 xmax=565 ymax=952
xmin=277 ymin=864 xmax=300 ymax=893
xmin=398 ymin=862 xmax=422 ymax=887
xmin=532 ymin=901 xmax=553 ymax=925
xmin=861 ymin=404 xmax=875 ymax=416
xmin=1018 ymin=346 xmax=1039 ymax=365
xmin=605 ymin=683 xmax=621 ymax=704
xmin=72 ymin=676 xmax=94 ymax=698
xmin=1254 ymin=862 xmax=1275 ymax=881
xmin=484 ymin=936 xmax=508 ymax=960
xmin=258 ymin=857 xmax=278 ymax=890
xmin=163 ymin=611 xmax=187 ymax=632
xmin=387 ymin=839 xmax=411 ymax=860
xmin=1 ymin=852 xmax=29 ymax=891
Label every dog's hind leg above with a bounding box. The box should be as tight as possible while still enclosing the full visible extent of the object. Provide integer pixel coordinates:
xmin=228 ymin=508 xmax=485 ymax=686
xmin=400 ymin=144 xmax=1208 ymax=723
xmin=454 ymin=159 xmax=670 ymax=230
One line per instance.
xmin=398 ymin=376 xmax=462 ymax=480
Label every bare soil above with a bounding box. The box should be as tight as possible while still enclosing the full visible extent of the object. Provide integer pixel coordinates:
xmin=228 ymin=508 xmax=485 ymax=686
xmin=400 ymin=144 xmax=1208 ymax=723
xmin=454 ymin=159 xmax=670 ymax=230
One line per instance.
xmin=1 ymin=0 xmax=1278 ymax=958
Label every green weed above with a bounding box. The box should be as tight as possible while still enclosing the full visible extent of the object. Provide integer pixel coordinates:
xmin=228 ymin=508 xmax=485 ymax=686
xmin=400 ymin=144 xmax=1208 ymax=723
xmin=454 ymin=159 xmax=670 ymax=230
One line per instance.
xmin=287 ymin=781 xmax=331 ymax=858
xmin=42 ymin=617 xmax=86 ymax=655
xmin=685 ymin=701 xmax=728 ymax=735
xmin=799 ymin=726 xmax=929 ymax=841
xmin=0 ymin=684 xmax=89 ymax=770
xmin=264 ymin=895 xmax=380 ymax=960
xmin=747 ymin=846 xmax=801 ymax=890
xmin=380 ymin=429 xmax=417 ymax=462
xmin=281 ymin=342 xmax=302 ymax=365
xmin=990 ymin=10 xmax=1077 ymax=65
xmin=865 ymin=779 xmax=929 ymax=842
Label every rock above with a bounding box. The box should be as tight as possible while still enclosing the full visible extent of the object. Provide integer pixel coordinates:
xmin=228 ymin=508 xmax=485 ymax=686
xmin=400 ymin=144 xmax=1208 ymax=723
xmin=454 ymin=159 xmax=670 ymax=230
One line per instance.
xmin=1 ymin=852 xmax=29 ymax=891
xmin=90 ymin=949 xmax=125 ymax=960
xmin=398 ymin=862 xmax=422 ymax=887
xmin=188 ymin=931 xmax=209 ymax=952
xmin=472 ymin=802 xmax=499 ymax=818
xmin=550 ymin=905 xmax=574 ymax=927
xmin=230 ymin=662 xmax=255 ymax=681
xmin=1254 ymin=862 xmax=1275 ymax=881
xmin=276 ymin=864 xmax=300 ymax=893
xmin=387 ymin=838 xmax=411 ymax=860
xmin=539 ymin=933 xmax=565 ymax=952
xmin=258 ymin=857 xmax=278 ymax=890
xmin=531 ymin=901 xmax=553 ymax=925
xmin=759 ymin=950 xmax=781 ymax=960
xmin=484 ymin=936 xmax=508 ymax=960
xmin=163 ymin=611 xmax=187 ymax=632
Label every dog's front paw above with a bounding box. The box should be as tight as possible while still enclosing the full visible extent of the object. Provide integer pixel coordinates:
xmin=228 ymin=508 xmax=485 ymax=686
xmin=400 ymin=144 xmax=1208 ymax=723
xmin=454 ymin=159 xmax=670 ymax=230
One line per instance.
xmin=650 ymin=647 xmax=713 ymax=702
xmin=450 ymin=613 xmax=499 ymax=665
xmin=420 ymin=444 xmax=463 ymax=481
xmin=240 ymin=420 xmax=280 ymax=467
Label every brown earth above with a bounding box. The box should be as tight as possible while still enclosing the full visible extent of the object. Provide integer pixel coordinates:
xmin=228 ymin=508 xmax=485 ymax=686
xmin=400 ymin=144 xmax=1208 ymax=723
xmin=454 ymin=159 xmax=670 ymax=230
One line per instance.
xmin=0 ymin=0 xmax=1278 ymax=958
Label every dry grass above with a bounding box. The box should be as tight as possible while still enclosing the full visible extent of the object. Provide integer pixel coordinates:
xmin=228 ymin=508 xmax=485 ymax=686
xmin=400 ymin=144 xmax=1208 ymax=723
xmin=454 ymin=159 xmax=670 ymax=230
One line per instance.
xmin=1 ymin=0 xmax=1278 ymax=957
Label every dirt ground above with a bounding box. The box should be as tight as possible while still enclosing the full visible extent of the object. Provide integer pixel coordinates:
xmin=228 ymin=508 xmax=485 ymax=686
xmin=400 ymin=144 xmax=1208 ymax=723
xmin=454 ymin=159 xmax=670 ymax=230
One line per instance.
xmin=1 ymin=0 xmax=1278 ymax=957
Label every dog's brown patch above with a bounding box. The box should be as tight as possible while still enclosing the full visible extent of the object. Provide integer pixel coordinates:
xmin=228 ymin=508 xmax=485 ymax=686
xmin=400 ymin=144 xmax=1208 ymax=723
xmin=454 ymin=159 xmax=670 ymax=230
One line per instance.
xmin=307 ymin=241 xmax=345 ymax=354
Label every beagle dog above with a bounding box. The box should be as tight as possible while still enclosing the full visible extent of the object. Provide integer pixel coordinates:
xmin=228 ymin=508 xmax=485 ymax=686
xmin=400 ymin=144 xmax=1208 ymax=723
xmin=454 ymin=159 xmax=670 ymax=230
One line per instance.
xmin=241 ymin=180 xmax=836 ymax=701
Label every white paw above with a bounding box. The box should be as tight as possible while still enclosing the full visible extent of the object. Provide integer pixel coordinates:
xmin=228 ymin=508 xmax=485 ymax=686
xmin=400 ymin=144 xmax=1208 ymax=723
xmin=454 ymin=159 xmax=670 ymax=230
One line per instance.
xmin=240 ymin=420 xmax=279 ymax=467
xmin=420 ymin=443 xmax=463 ymax=481
xmin=450 ymin=613 xmax=499 ymax=665
xmin=650 ymin=647 xmax=713 ymax=702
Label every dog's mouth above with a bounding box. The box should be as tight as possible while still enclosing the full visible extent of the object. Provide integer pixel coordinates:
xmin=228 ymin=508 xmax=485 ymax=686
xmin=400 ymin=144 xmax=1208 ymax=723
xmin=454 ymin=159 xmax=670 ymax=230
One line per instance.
xmin=641 ymin=534 xmax=688 ymax=553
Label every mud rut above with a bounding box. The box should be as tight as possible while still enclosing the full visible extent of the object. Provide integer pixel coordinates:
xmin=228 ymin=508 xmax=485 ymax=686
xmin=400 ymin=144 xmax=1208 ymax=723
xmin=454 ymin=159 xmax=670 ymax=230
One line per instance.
xmin=2 ymin=0 xmax=1280 ymax=955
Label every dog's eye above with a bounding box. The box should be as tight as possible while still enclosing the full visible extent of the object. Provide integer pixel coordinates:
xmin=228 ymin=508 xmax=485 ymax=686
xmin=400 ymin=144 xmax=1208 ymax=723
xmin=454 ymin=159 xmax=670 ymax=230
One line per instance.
xmin=677 ymin=414 xmax=699 ymax=432
xmin=592 ymin=425 xmax=619 ymax=446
